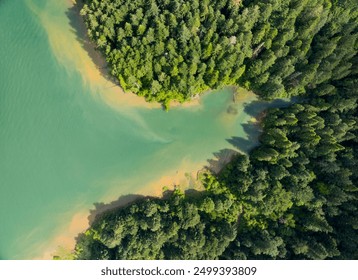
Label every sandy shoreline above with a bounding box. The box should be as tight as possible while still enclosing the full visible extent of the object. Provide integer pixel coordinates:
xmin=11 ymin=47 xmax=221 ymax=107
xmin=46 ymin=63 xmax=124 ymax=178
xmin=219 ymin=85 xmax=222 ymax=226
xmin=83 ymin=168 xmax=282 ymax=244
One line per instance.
xmin=25 ymin=0 xmax=256 ymax=260
xmin=35 ymin=149 xmax=236 ymax=260
xmin=36 ymin=160 xmax=212 ymax=260
xmin=26 ymin=0 xmax=204 ymax=260
xmin=34 ymin=0 xmax=201 ymax=111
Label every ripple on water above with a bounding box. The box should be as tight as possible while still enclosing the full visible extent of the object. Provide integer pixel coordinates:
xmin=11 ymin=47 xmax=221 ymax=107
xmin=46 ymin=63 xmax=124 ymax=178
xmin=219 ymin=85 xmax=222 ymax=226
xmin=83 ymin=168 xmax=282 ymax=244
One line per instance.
xmin=0 ymin=0 xmax=266 ymax=259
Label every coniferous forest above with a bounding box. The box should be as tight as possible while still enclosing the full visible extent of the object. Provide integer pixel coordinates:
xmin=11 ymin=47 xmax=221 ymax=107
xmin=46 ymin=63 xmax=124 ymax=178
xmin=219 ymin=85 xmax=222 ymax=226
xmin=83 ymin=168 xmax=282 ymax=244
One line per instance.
xmin=75 ymin=0 xmax=358 ymax=259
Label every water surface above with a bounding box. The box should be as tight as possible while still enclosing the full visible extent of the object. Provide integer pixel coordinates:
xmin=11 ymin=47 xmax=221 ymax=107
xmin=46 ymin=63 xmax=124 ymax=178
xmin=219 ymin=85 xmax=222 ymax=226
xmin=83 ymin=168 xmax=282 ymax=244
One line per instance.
xmin=1 ymin=0 xmax=269 ymax=259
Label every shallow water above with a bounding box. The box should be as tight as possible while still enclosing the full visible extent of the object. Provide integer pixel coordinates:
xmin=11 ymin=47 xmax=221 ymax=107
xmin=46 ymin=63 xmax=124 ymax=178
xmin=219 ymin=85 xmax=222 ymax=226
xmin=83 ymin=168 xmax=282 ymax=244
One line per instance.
xmin=0 ymin=0 xmax=272 ymax=259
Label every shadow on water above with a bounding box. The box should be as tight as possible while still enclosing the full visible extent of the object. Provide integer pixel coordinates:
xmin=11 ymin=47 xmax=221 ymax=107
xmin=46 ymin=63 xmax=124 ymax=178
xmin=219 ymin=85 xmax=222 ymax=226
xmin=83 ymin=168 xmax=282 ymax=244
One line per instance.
xmin=227 ymin=121 xmax=262 ymax=153
xmin=65 ymin=1 xmax=116 ymax=85
xmin=206 ymin=148 xmax=239 ymax=174
xmin=71 ymin=96 xmax=299 ymax=247
xmin=65 ymin=2 xmax=301 ymax=244
xmin=87 ymin=188 xmax=205 ymax=223
xmin=242 ymin=98 xmax=294 ymax=117
xmin=226 ymin=97 xmax=298 ymax=153
xmin=87 ymin=194 xmax=147 ymax=226
xmin=74 ymin=194 xmax=154 ymax=245
xmin=84 ymin=189 xmax=207 ymax=229
xmin=65 ymin=2 xmax=173 ymax=111
xmin=73 ymin=188 xmax=206 ymax=251
xmin=242 ymin=100 xmax=269 ymax=116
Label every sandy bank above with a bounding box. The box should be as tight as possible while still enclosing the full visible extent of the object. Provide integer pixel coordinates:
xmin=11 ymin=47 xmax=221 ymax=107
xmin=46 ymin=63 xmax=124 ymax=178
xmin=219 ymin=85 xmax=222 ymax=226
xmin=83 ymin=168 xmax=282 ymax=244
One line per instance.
xmin=28 ymin=0 xmax=204 ymax=111
xmin=24 ymin=0 xmax=259 ymax=260
xmin=36 ymin=148 xmax=239 ymax=260
xmin=36 ymin=159 xmax=213 ymax=259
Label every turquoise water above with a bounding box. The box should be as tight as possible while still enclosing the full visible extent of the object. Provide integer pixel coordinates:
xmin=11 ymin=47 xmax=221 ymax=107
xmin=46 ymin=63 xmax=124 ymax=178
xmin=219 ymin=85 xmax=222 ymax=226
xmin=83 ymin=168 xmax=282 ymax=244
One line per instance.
xmin=0 ymin=0 xmax=269 ymax=259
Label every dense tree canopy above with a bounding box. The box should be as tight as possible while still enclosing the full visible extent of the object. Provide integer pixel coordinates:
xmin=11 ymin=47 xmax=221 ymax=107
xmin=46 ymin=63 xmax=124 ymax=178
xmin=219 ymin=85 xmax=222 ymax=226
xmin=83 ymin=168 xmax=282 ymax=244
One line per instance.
xmin=81 ymin=0 xmax=357 ymax=108
xmin=81 ymin=0 xmax=249 ymax=108
xmin=75 ymin=0 xmax=357 ymax=259
xmin=220 ymin=77 xmax=357 ymax=259
xmin=75 ymin=190 xmax=240 ymax=259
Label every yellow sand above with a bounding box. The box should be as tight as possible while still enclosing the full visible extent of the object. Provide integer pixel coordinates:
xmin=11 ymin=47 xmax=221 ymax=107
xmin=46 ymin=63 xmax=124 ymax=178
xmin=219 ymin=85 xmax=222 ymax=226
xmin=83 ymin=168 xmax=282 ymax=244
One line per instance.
xmin=33 ymin=159 xmax=206 ymax=259
xmin=22 ymin=0 xmax=255 ymax=259
xmin=26 ymin=0 xmax=203 ymax=111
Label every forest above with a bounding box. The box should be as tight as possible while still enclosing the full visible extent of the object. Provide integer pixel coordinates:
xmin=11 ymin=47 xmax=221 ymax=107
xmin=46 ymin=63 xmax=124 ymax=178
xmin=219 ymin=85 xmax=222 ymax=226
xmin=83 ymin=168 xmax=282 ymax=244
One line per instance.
xmin=75 ymin=0 xmax=357 ymax=259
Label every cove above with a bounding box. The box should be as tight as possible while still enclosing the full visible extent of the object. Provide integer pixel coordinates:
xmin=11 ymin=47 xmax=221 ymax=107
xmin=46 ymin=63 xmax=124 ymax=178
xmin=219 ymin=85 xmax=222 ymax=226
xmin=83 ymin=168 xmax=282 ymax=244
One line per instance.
xmin=0 ymin=0 xmax=282 ymax=259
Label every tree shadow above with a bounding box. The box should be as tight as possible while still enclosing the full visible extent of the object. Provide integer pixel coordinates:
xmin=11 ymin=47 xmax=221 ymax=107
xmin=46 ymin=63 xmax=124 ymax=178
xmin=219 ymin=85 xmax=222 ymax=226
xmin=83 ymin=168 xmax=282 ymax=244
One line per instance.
xmin=73 ymin=192 xmax=163 ymax=246
xmin=227 ymin=136 xmax=253 ymax=153
xmin=85 ymin=189 xmax=205 ymax=227
xmin=206 ymin=148 xmax=240 ymax=174
xmin=86 ymin=188 xmax=205 ymax=228
xmin=73 ymin=187 xmax=208 ymax=254
xmin=87 ymin=194 xmax=146 ymax=226
xmin=184 ymin=189 xmax=205 ymax=198
xmin=243 ymin=98 xmax=295 ymax=117
xmin=227 ymin=120 xmax=262 ymax=153
xmin=65 ymin=1 xmax=117 ymax=85
xmin=242 ymin=100 xmax=269 ymax=117
xmin=226 ymin=97 xmax=296 ymax=153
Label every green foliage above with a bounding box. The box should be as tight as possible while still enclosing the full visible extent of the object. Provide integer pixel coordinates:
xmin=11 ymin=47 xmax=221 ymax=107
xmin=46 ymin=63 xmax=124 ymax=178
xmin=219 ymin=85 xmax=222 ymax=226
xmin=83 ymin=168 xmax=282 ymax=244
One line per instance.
xmin=75 ymin=190 xmax=240 ymax=260
xmin=81 ymin=0 xmax=254 ymax=108
xmin=81 ymin=0 xmax=357 ymax=107
xmin=220 ymin=73 xmax=357 ymax=259
xmin=75 ymin=0 xmax=358 ymax=260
